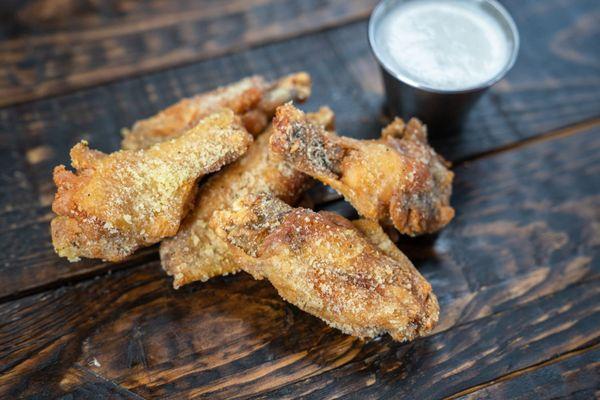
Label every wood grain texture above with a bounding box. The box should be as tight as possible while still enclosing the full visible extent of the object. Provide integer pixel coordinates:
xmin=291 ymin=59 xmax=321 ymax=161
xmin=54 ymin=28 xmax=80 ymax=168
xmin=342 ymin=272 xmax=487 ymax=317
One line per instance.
xmin=1 ymin=265 xmax=597 ymax=399
xmin=0 ymin=1 xmax=598 ymax=397
xmin=0 ymin=0 xmax=378 ymax=106
xmin=255 ymin=284 xmax=599 ymax=400
xmin=1 ymin=128 xmax=598 ymax=398
xmin=455 ymin=345 xmax=600 ymax=399
xmin=39 ymin=364 xmax=145 ymax=400
xmin=1 ymin=7 xmax=599 ymax=298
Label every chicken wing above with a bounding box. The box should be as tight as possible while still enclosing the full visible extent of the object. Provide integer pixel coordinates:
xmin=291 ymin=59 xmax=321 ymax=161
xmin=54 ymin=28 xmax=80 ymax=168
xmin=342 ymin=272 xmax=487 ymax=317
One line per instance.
xmin=160 ymin=107 xmax=335 ymax=288
xmin=51 ymin=110 xmax=252 ymax=262
xmin=210 ymin=193 xmax=439 ymax=342
xmin=121 ymin=73 xmax=311 ymax=150
xmin=270 ymin=104 xmax=454 ymax=236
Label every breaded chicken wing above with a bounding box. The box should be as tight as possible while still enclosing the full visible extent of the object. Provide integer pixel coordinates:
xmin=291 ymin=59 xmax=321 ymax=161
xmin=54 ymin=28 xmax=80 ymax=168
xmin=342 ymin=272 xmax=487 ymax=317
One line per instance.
xmin=270 ymin=104 xmax=454 ymax=235
xmin=122 ymin=73 xmax=311 ymax=150
xmin=210 ymin=194 xmax=439 ymax=342
xmin=160 ymin=107 xmax=335 ymax=288
xmin=51 ymin=110 xmax=252 ymax=262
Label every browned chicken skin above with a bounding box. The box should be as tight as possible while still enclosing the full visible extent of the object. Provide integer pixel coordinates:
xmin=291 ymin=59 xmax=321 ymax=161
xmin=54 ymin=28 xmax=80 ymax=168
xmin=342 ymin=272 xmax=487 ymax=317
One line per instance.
xmin=121 ymin=73 xmax=311 ymax=150
xmin=48 ymin=70 xmax=446 ymax=342
xmin=160 ymin=107 xmax=335 ymax=288
xmin=270 ymin=104 xmax=454 ymax=235
xmin=51 ymin=110 xmax=252 ymax=262
xmin=210 ymin=194 xmax=439 ymax=341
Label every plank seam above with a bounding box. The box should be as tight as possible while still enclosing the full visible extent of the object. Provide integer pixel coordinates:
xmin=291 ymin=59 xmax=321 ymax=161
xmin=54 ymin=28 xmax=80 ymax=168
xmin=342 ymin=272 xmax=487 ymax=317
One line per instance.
xmin=0 ymin=249 xmax=159 ymax=304
xmin=453 ymin=117 xmax=600 ymax=165
xmin=442 ymin=342 xmax=600 ymax=400
xmin=0 ymin=17 xmax=372 ymax=110
xmin=242 ymin=278 xmax=600 ymax=399
xmin=423 ymin=276 xmax=600 ymax=342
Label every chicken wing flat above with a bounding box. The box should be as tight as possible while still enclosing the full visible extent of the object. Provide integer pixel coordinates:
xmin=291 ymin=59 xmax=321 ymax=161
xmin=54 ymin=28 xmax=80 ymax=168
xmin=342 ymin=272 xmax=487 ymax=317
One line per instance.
xmin=121 ymin=73 xmax=311 ymax=150
xmin=210 ymin=194 xmax=439 ymax=342
xmin=270 ymin=104 xmax=455 ymax=236
xmin=160 ymin=107 xmax=335 ymax=288
xmin=51 ymin=110 xmax=252 ymax=262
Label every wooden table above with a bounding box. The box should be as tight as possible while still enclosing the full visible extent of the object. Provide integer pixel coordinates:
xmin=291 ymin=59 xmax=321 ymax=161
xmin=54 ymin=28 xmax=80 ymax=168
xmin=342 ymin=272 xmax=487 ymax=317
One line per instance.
xmin=1 ymin=1 xmax=598 ymax=398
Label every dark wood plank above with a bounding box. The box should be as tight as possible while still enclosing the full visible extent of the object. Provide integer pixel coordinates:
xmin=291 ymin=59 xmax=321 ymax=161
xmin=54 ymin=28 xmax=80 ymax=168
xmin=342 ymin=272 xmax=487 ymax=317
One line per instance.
xmin=255 ymin=283 xmax=599 ymax=400
xmin=1 ymin=128 xmax=598 ymax=398
xmin=1 ymin=264 xmax=597 ymax=399
xmin=1 ymin=0 xmax=599 ymax=297
xmin=429 ymin=126 xmax=600 ymax=332
xmin=0 ymin=0 xmax=378 ymax=106
xmin=456 ymin=345 xmax=600 ymax=400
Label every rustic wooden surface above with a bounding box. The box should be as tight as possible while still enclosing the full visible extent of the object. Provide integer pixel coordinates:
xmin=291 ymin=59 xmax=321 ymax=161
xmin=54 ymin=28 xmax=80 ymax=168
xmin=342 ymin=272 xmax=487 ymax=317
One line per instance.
xmin=0 ymin=0 xmax=599 ymax=398
xmin=0 ymin=0 xmax=379 ymax=106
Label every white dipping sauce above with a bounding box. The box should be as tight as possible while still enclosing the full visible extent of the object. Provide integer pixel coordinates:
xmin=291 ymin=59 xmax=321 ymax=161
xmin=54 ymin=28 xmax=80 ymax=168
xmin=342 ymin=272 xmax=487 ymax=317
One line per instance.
xmin=375 ymin=0 xmax=511 ymax=90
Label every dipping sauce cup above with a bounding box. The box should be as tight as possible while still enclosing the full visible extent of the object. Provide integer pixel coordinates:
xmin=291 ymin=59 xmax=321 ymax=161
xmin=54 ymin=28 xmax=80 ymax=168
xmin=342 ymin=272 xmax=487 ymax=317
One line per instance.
xmin=369 ymin=0 xmax=519 ymax=134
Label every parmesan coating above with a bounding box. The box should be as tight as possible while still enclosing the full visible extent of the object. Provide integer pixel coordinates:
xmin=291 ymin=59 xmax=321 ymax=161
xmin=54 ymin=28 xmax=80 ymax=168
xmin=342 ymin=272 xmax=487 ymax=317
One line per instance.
xmin=160 ymin=107 xmax=335 ymax=288
xmin=51 ymin=110 xmax=252 ymax=262
xmin=210 ymin=194 xmax=439 ymax=342
xmin=270 ymin=104 xmax=455 ymax=235
xmin=122 ymin=72 xmax=311 ymax=150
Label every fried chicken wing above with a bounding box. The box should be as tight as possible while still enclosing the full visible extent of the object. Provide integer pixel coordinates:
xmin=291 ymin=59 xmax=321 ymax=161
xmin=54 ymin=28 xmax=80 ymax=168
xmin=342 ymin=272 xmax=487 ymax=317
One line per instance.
xmin=160 ymin=107 xmax=335 ymax=288
xmin=210 ymin=194 xmax=439 ymax=342
xmin=51 ymin=110 xmax=252 ymax=262
xmin=270 ymin=104 xmax=455 ymax=236
xmin=122 ymin=73 xmax=311 ymax=150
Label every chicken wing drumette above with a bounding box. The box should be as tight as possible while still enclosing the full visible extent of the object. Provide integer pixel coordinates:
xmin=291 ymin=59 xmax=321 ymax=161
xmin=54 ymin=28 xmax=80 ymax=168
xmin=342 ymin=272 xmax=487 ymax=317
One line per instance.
xmin=122 ymin=73 xmax=311 ymax=150
xmin=210 ymin=193 xmax=439 ymax=342
xmin=270 ymin=104 xmax=454 ymax=236
xmin=51 ymin=110 xmax=252 ymax=262
xmin=160 ymin=107 xmax=335 ymax=288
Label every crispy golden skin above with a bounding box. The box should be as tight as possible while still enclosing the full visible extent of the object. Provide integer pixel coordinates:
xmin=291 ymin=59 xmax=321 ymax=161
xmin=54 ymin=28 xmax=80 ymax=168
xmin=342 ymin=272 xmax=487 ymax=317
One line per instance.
xmin=160 ymin=107 xmax=335 ymax=288
xmin=210 ymin=194 xmax=439 ymax=342
xmin=270 ymin=104 xmax=455 ymax=236
xmin=51 ymin=110 xmax=252 ymax=262
xmin=121 ymin=73 xmax=311 ymax=150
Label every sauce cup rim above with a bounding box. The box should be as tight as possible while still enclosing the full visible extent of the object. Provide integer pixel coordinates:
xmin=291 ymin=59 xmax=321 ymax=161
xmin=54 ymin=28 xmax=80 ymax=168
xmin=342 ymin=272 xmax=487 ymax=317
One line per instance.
xmin=368 ymin=0 xmax=520 ymax=94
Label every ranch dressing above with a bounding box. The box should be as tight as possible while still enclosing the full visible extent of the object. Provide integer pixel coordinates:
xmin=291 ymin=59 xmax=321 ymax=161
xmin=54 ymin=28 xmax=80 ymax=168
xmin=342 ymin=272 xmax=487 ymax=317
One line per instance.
xmin=375 ymin=0 xmax=511 ymax=91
